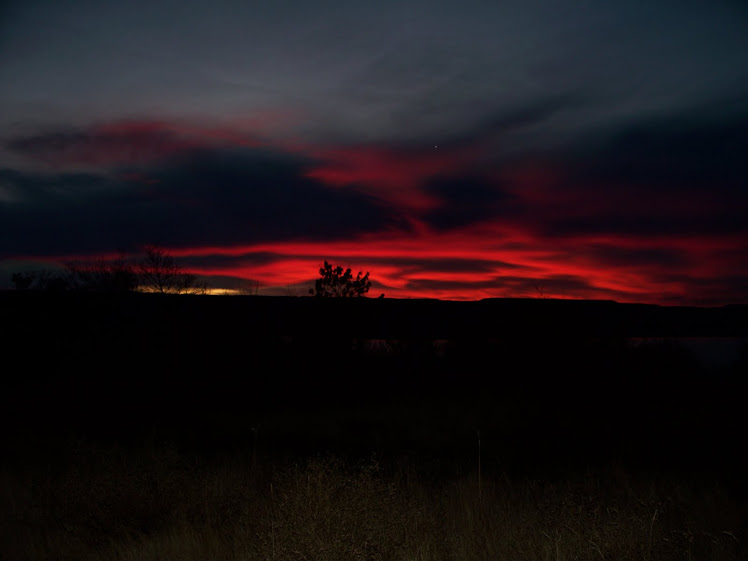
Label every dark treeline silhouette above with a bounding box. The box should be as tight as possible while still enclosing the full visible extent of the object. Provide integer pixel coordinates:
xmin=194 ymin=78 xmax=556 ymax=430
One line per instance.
xmin=9 ymin=245 xmax=206 ymax=294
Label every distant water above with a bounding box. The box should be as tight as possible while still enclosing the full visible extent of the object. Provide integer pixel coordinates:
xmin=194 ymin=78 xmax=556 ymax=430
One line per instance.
xmin=353 ymin=336 xmax=746 ymax=370
xmin=628 ymin=337 xmax=747 ymax=370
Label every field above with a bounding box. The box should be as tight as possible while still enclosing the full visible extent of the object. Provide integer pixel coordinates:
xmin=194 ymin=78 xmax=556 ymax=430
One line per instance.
xmin=1 ymin=293 xmax=746 ymax=560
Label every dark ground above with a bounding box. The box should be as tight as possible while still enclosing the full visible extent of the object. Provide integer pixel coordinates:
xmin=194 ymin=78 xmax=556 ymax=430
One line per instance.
xmin=2 ymin=292 xmax=748 ymax=560
xmin=1 ymin=292 xmax=746 ymax=485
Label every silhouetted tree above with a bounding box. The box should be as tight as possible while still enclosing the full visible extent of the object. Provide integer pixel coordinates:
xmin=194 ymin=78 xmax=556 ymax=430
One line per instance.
xmin=309 ymin=260 xmax=372 ymax=297
xmin=11 ymin=272 xmax=35 ymax=290
xmin=66 ymin=253 xmax=138 ymax=292
xmin=10 ymin=247 xmax=206 ymax=294
xmin=42 ymin=271 xmax=73 ymax=292
xmin=11 ymin=269 xmax=73 ymax=291
xmin=138 ymin=245 xmax=206 ymax=294
xmin=238 ymin=279 xmax=262 ymax=296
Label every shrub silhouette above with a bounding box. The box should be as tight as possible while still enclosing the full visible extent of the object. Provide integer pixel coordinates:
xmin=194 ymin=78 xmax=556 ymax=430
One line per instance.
xmin=11 ymin=272 xmax=35 ymax=290
xmin=10 ymin=270 xmax=71 ymax=291
xmin=309 ymin=260 xmax=372 ymax=297
xmin=138 ymin=245 xmax=206 ymax=294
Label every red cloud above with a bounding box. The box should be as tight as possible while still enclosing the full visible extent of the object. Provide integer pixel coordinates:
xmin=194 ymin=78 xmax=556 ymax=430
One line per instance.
xmin=304 ymin=144 xmax=481 ymax=211
xmin=28 ymin=218 xmax=746 ymax=304
xmin=173 ymin=221 xmax=747 ymax=304
xmin=8 ymin=119 xmax=745 ymax=305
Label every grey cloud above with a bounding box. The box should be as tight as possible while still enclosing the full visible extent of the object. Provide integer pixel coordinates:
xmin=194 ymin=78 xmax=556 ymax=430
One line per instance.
xmin=0 ymin=145 xmax=409 ymax=258
xmin=421 ymin=175 xmax=515 ymax=231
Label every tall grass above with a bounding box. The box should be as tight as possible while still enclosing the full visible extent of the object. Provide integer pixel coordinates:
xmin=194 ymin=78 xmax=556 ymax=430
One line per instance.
xmin=2 ymin=440 xmax=744 ymax=561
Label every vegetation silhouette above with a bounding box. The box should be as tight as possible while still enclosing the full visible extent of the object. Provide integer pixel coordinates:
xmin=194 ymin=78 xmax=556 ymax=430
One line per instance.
xmin=138 ymin=245 xmax=206 ymax=294
xmin=9 ymin=245 xmax=206 ymax=294
xmin=66 ymin=252 xmax=139 ymax=292
xmin=10 ymin=272 xmax=34 ymax=290
xmin=309 ymin=260 xmax=373 ymax=297
xmin=11 ymin=268 xmax=76 ymax=291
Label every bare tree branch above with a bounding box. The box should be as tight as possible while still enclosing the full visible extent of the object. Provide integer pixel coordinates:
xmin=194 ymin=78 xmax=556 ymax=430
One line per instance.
xmin=138 ymin=245 xmax=206 ymax=294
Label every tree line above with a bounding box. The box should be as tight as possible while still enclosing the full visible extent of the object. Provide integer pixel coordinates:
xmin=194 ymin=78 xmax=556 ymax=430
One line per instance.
xmin=11 ymin=251 xmax=379 ymax=297
xmin=10 ymin=245 xmax=205 ymax=294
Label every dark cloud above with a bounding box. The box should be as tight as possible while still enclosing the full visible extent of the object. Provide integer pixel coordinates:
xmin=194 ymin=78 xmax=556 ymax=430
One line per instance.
xmin=400 ymin=273 xmax=609 ymax=300
xmin=582 ymin=246 xmax=690 ymax=269
xmin=0 ymin=168 xmax=144 ymax=256
xmin=513 ymin=111 xmax=748 ymax=239
xmin=0 ymin=145 xmax=407 ymax=258
xmin=571 ymin=113 xmax=748 ymax=193
xmin=548 ymin=212 xmax=747 ymax=239
xmin=421 ymin=174 xmax=514 ymax=231
xmin=379 ymin=94 xmax=582 ymax=156
xmin=180 ymin=251 xmax=286 ymax=270
xmin=6 ymin=123 xmax=200 ymax=166
xmin=144 ymin=147 xmax=408 ymax=244
xmin=367 ymin=256 xmax=523 ymax=274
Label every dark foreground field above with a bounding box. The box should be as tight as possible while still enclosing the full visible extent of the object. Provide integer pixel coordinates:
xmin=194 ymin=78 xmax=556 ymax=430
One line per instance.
xmin=1 ymin=293 xmax=746 ymax=560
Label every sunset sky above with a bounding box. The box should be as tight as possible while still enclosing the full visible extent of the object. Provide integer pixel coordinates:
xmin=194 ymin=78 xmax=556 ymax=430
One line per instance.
xmin=1 ymin=0 xmax=747 ymax=303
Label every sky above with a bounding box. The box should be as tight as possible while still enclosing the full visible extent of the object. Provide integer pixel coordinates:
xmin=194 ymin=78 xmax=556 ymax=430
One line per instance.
xmin=1 ymin=0 xmax=747 ymax=304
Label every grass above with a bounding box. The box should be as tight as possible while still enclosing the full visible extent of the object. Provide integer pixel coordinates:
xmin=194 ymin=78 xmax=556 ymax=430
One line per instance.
xmin=2 ymin=439 xmax=745 ymax=561
xmin=1 ymin=295 xmax=745 ymax=559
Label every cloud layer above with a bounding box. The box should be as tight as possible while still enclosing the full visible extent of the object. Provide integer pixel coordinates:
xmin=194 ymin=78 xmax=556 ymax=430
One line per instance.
xmin=2 ymin=104 xmax=746 ymax=304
